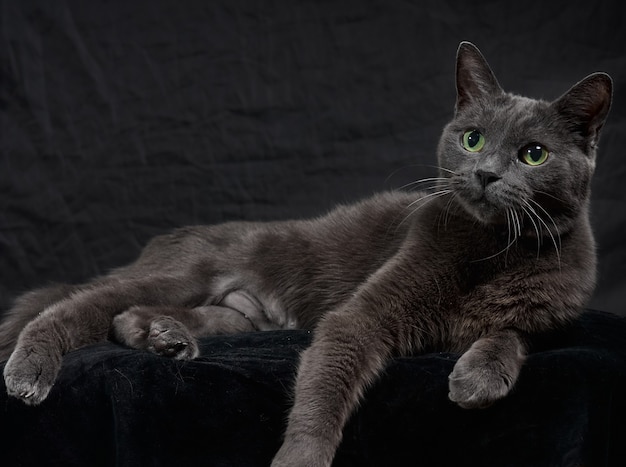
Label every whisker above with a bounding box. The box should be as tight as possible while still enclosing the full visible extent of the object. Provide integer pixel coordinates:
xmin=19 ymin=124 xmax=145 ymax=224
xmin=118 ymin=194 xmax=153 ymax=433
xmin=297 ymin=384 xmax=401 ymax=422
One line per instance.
xmin=432 ymin=166 xmax=459 ymax=176
xmin=397 ymin=190 xmax=453 ymax=231
xmin=505 ymin=208 xmax=513 ymax=265
xmin=398 ymin=177 xmax=450 ymax=192
xmin=383 ymin=164 xmax=459 ymax=185
xmin=505 ymin=208 xmax=513 ymax=246
xmin=527 ymin=199 xmax=561 ymax=242
xmin=523 ymin=199 xmax=561 ymax=267
xmin=470 ymin=234 xmax=518 ymax=263
xmin=406 ymin=190 xmax=453 ymax=209
xmin=442 ymin=192 xmax=458 ymax=229
xmin=513 ymin=209 xmax=523 ymax=237
xmin=472 ymin=206 xmax=521 ymax=264
xmin=508 ymin=209 xmax=516 ymax=240
xmin=521 ymin=205 xmax=542 ymax=259
xmin=536 ymin=190 xmax=567 ymax=205
xmin=527 ymin=199 xmax=562 ymax=252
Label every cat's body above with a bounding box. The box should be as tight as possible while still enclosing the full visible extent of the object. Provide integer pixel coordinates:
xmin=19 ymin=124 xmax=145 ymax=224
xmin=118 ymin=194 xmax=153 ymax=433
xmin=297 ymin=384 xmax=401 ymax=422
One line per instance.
xmin=0 ymin=43 xmax=612 ymax=467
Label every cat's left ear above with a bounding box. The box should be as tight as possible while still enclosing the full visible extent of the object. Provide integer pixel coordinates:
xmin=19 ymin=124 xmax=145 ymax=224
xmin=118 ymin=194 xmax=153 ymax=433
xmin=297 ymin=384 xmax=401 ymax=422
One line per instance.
xmin=455 ymin=42 xmax=504 ymax=112
xmin=552 ymin=72 xmax=613 ymax=148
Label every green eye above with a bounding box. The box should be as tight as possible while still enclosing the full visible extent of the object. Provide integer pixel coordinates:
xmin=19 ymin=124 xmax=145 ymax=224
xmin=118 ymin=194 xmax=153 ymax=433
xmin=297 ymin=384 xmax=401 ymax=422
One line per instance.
xmin=520 ymin=144 xmax=549 ymax=166
xmin=462 ymin=130 xmax=485 ymax=152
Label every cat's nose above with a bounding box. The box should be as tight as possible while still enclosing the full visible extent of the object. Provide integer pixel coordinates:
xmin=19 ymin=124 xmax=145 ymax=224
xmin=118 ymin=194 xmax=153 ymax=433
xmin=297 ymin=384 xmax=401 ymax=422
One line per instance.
xmin=475 ymin=170 xmax=501 ymax=189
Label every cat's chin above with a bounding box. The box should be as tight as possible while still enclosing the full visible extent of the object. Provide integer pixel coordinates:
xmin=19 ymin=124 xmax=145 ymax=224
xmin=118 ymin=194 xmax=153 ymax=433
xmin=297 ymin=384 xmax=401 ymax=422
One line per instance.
xmin=456 ymin=198 xmax=507 ymax=227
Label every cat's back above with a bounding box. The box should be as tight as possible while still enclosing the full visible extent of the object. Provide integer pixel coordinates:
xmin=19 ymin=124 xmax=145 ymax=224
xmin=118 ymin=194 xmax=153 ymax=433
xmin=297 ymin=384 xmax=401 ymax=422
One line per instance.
xmin=115 ymin=190 xmax=418 ymax=278
xmin=295 ymin=190 xmax=419 ymax=251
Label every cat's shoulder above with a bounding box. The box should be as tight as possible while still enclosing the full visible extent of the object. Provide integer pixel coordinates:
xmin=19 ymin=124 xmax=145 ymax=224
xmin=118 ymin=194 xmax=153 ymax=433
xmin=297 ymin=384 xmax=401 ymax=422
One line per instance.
xmin=305 ymin=190 xmax=422 ymax=236
xmin=324 ymin=190 xmax=416 ymax=218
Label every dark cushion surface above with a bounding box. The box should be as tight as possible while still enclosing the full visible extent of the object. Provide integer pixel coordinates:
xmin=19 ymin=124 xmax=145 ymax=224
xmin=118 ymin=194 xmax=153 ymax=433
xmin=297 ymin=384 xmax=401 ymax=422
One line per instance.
xmin=1 ymin=310 xmax=625 ymax=467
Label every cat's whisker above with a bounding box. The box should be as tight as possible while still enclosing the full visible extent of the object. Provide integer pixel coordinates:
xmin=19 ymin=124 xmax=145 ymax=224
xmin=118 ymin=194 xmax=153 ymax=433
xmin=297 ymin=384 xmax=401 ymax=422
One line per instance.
xmin=472 ymin=207 xmax=522 ymax=264
xmin=508 ymin=208 xmax=523 ymax=261
xmin=470 ymin=231 xmax=518 ymax=263
xmin=509 ymin=208 xmax=522 ymax=238
xmin=397 ymin=190 xmax=453 ymax=231
xmin=433 ymin=184 xmax=457 ymax=232
xmin=388 ymin=185 xmax=452 ymax=237
xmin=520 ymin=205 xmax=542 ymax=259
xmin=536 ymin=190 xmax=567 ymax=205
xmin=527 ymin=199 xmax=562 ymax=246
xmin=383 ymin=164 xmax=459 ymax=186
xmin=504 ymin=209 xmax=513 ymax=265
xmin=505 ymin=208 xmax=512 ymax=245
xmin=433 ymin=166 xmax=459 ymax=176
xmin=523 ymin=200 xmax=562 ymax=268
xmin=406 ymin=190 xmax=453 ymax=209
xmin=398 ymin=177 xmax=451 ymax=192
xmin=442 ymin=192 xmax=459 ymax=229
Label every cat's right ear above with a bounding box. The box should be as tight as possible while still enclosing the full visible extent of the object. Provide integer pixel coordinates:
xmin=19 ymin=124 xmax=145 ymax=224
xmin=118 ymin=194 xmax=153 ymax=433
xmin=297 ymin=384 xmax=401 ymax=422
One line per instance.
xmin=455 ymin=42 xmax=503 ymax=112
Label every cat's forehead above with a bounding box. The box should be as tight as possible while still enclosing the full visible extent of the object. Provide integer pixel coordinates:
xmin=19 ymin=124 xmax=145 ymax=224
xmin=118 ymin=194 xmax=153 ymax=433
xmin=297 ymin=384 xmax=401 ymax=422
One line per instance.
xmin=485 ymin=94 xmax=550 ymax=124
xmin=457 ymin=92 xmax=558 ymax=138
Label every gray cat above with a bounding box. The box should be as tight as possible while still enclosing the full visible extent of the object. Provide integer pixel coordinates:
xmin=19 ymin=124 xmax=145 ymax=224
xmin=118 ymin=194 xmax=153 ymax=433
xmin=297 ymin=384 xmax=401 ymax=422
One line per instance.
xmin=0 ymin=42 xmax=612 ymax=467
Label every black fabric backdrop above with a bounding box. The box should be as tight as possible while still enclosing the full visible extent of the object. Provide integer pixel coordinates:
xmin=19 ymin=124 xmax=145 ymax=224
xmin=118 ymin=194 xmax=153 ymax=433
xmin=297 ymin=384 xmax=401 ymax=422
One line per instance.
xmin=1 ymin=0 xmax=625 ymax=316
xmin=1 ymin=1 xmax=626 ymax=466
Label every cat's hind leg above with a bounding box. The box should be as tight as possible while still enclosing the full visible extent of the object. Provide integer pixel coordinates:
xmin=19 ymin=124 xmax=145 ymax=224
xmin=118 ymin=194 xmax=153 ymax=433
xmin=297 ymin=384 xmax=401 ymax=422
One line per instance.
xmin=4 ymin=275 xmax=207 ymax=405
xmin=112 ymin=304 xmax=257 ymax=359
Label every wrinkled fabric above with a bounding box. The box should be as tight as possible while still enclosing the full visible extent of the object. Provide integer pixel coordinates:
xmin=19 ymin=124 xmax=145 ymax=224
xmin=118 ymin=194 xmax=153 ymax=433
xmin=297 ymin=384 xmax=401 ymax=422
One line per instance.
xmin=0 ymin=311 xmax=626 ymax=466
xmin=0 ymin=0 xmax=624 ymax=315
xmin=1 ymin=2 xmax=626 ymax=466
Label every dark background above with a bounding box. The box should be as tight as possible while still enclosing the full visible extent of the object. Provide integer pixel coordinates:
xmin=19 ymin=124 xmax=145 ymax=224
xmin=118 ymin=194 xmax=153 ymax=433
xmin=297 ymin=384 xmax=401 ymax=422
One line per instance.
xmin=1 ymin=0 xmax=624 ymax=317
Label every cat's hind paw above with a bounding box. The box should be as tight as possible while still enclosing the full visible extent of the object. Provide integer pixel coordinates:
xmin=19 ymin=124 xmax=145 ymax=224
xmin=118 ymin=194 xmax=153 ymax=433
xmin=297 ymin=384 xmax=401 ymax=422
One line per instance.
xmin=147 ymin=316 xmax=199 ymax=360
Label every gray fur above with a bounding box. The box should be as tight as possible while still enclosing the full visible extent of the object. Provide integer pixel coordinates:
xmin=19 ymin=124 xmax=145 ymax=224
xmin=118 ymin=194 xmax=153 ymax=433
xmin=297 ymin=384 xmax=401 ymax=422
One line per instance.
xmin=0 ymin=42 xmax=612 ymax=467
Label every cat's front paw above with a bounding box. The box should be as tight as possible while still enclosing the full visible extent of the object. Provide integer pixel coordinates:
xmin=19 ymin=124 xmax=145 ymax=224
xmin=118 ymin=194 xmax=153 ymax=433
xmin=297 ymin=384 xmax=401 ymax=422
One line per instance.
xmin=3 ymin=346 xmax=61 ymax=405
xmin=448 ymin=347 xmax=517 ymax=409
xmin=147 ymin=316 xmax=199 ymax=360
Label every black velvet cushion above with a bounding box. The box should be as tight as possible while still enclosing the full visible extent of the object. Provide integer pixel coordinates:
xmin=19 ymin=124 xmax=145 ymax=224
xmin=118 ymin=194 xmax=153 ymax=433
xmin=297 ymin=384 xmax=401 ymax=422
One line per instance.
xmin=1 ymin=310 xmax=625 ymax=466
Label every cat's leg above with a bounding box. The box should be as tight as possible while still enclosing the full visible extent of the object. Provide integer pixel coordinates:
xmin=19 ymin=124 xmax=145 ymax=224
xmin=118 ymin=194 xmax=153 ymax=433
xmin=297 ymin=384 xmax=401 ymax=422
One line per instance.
xmin=0 ymin=283 xmax=78 ymax=360
xmin=448 ymin=328 xmax=527 ymax=409
xmin=3 ymin=275 xmax=205 ymax=405
xmin=112 ymin=304 xmax=257 ymax=359
xmin=271 ymin=308 xmax=397 ymax=467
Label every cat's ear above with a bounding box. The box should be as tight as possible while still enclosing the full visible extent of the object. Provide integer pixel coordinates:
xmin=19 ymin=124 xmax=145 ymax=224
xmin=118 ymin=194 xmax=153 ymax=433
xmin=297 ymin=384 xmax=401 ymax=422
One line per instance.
xmin=455 ymin=42 xmax=503 ymax=112
xmin=552 ymin=72 xmax=613 ymax=148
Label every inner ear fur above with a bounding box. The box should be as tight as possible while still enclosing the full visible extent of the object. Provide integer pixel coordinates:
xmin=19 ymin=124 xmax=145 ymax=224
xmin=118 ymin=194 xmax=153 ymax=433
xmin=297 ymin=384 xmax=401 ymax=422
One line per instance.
xmin=552 ymin=72 xmax=613 ymax=146
xmin=455 ymin=41 xmax=503 ymax=112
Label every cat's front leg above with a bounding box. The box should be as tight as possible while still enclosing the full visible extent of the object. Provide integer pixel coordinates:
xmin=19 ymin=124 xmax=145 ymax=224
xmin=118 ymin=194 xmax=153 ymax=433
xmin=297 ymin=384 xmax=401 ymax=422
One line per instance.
xmin=271 ymin=310 xmax=396 ymax=467
xmin=448 ymin=328 xmax=526 ymax=409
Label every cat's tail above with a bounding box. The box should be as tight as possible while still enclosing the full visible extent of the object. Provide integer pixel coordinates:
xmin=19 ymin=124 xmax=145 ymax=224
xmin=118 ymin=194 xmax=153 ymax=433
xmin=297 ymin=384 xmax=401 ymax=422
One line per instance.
xmin=0 ymin=284 xmax=77 ymax=361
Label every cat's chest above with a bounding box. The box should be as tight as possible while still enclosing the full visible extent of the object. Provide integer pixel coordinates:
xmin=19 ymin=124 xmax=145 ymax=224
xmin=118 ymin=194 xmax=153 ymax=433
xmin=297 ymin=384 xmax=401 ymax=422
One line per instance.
xmin=410 ymin=222 xmax=533 ymax=309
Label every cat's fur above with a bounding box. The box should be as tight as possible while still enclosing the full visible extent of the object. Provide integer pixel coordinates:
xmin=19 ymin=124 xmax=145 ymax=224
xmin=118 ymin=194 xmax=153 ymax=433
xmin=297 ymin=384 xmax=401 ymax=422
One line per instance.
xmin=0 ymin=42 xmax=612 ymax=467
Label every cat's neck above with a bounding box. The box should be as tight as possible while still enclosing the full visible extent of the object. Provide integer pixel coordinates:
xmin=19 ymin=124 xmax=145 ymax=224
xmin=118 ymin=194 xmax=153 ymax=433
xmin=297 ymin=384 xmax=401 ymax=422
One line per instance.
xmin=416 ymin=194 xmax=590 ymax=264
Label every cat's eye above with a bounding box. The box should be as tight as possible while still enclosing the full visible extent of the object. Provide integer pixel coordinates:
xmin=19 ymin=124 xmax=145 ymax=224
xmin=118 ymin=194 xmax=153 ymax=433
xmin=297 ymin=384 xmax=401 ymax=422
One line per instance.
xmin=519 ymin=144 xmax=549 ymax=166
xmin=462 ymin=130 xmax=485 ymax=152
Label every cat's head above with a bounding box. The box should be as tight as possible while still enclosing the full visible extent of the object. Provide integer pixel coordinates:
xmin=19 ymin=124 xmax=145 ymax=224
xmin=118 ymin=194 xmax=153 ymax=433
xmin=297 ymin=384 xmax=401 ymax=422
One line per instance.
xmin=437 ymin=42 xmax=612 ymax=236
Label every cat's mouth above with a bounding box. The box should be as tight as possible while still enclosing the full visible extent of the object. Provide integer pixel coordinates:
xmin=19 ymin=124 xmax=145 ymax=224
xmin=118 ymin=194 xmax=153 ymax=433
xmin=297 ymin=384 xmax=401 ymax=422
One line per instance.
xmin=453 ymin=181 xmax=514 ymax=226
xmin=458 ymin=195 xmax=507 ymax=225
xmin=453 ymin=184 xmax=567 ymax=240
